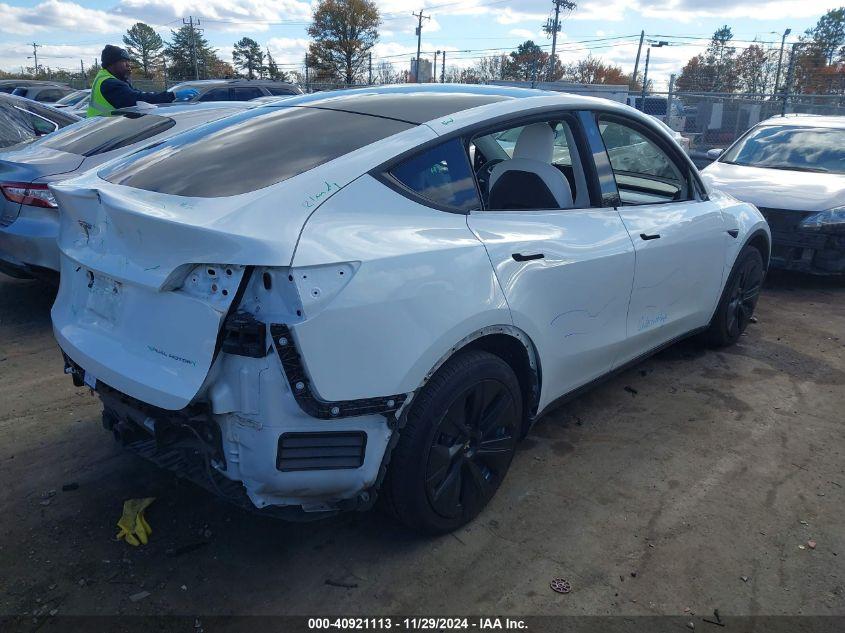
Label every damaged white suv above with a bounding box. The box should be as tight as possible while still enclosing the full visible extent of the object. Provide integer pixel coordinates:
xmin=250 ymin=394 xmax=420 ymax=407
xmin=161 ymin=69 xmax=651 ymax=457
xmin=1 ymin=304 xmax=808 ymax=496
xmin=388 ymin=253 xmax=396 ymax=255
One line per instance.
xmin=51 ymin=85 xmax=769 ymax=533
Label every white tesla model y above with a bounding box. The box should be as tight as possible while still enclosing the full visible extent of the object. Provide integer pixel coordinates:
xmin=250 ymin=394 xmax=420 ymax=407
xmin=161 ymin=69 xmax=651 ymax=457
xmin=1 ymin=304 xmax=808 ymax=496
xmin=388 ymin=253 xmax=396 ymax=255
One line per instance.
xmin=50 ymin=85 xmax=769 ymax=533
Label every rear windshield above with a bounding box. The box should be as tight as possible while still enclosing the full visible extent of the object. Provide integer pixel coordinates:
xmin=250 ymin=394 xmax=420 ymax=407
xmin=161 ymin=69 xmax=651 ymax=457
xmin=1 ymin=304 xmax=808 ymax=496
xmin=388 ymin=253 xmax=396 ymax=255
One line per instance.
xmin=39 ymin=113 xmax=175 ymax=157
xmin=721 ymin=125 xmax=845 ymax=174
xmin=100 ymin=106 xmax=415 ymax=197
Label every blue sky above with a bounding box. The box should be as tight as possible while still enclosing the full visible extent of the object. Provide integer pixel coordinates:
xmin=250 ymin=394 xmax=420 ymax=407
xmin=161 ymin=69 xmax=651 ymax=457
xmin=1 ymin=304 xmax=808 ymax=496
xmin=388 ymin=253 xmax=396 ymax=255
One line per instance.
xmin=0 ymin=0 xmax=840 ymax=87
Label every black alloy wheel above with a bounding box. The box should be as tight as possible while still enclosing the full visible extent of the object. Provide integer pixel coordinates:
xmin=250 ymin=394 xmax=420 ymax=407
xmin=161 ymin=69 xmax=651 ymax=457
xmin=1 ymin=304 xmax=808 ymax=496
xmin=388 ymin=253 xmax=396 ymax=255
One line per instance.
xmin=704 ymin=245 xmax=765 ymax=347
xmin=725 ymin=253 xmax=763 ymax=339
xmin=425 ymin=379 xmax=518 ymax=519
xmin=382 ymin=350 xmax=523 ymax=534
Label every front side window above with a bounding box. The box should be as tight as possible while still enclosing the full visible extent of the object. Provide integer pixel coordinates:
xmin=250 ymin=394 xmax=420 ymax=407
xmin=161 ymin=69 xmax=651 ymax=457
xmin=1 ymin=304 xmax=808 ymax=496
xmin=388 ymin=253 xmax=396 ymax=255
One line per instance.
xmin=599 ymin=117 xmax=687 ymax=204
xmin=390 ymin=138 xmax=480 ymax=211
xmin=39 ymin=114 xmax=174 ymax=156
xmin=102 ymin=107 xmax=415 ymax=197
xmin=720 ymin=125 xmax=845 ymax=174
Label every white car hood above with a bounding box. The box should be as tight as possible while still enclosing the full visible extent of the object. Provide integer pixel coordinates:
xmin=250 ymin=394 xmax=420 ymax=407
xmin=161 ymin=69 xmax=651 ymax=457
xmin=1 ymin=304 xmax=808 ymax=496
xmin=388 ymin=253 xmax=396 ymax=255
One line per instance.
xmin=702 ymin=161 xmax=845 ymax=212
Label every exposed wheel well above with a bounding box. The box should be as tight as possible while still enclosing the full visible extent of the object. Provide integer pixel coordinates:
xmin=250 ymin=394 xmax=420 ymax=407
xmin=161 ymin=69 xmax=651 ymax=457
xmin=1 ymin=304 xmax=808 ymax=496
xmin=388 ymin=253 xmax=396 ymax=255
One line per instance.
xmin=463 ymin=333 xmax=540 ymax=435
xmin=746 ymin=231 xmax=770 ymax=271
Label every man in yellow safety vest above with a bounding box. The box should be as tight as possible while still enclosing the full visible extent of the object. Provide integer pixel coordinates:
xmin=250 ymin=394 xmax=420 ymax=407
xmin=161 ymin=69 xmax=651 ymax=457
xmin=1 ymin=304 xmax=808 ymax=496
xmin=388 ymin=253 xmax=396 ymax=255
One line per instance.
xmin=87 ymin=45 xmax=198 ymax=117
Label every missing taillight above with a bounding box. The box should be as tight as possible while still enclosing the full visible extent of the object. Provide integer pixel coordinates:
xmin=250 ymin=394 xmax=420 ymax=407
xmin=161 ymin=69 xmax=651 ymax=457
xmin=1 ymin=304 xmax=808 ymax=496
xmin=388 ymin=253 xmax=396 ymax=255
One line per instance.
xmin=0 ymin=182 xmax=58 ymax=209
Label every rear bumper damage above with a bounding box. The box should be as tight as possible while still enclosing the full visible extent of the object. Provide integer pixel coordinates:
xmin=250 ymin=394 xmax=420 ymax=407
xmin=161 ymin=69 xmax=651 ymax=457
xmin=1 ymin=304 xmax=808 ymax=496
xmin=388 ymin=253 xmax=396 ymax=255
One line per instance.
xmin=61 ymin=319 xmax=406 ymax=516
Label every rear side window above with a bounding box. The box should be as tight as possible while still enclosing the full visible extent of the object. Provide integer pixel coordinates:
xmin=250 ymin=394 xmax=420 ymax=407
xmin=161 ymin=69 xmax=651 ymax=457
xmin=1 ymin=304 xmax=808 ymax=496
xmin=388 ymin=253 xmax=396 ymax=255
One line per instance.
xmin=39 ymin=114 xmax=175 ymax=156
xmin=198 ymin=88 xmax=229 ymax=102
xmin=12 ymin=88 xmax=29 ymax=97
xmin=231 ymin=87 xmax=264 ymax=101
xmin=101 ymin=107 xmax=415 ymax=197
xmin=268 ymin=86 xmax=299 ymax=96
xmin=37 ymin=89 xmax=65 ymax=103
xmin=389 ymin=138 xmax=480 ymax=211
xmin=0 ymin=104 xmax=36 ymax=147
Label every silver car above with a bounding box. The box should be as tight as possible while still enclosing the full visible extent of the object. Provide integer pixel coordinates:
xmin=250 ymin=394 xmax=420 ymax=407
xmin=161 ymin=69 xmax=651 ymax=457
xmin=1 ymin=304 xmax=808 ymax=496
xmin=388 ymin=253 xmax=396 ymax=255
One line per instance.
xmin=0 ymin=102 xmax=253 ymax=279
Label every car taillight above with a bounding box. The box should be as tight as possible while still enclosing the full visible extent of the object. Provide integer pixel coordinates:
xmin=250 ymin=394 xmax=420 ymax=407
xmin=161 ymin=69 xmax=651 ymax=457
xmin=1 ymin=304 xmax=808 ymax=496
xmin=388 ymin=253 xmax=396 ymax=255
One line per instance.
xmin=0 ymin=182 xmax=58 ymax=209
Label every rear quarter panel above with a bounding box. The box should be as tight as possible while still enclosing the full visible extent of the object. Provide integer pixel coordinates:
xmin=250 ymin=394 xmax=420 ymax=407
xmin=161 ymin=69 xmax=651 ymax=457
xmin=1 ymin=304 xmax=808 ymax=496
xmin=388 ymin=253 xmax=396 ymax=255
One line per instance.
xmin=290 ymin=174 xmax=511 ymax=402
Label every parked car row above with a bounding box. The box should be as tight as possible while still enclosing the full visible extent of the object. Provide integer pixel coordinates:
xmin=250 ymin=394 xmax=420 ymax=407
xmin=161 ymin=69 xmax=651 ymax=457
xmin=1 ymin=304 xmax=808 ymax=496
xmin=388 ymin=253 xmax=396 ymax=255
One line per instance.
xmin=0 ymin=84 xmax=837 ymax=534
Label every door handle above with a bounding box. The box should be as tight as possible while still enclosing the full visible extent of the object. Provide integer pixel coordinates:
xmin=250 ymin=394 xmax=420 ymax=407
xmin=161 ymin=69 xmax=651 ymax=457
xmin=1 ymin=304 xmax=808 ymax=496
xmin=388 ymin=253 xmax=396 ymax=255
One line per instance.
xmin=639 ymin=233 xmax=661 ymax=241
xmin=512 ymin=252 xmax=545 ymax=262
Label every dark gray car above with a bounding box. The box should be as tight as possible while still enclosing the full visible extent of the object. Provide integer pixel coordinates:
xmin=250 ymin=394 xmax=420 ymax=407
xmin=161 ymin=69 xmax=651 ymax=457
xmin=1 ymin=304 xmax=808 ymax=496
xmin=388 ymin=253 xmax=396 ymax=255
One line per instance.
xmin=168 ymin=79 xmax=303 ymax=102
xmin=12 ymin=83 xmax=75 ymax=103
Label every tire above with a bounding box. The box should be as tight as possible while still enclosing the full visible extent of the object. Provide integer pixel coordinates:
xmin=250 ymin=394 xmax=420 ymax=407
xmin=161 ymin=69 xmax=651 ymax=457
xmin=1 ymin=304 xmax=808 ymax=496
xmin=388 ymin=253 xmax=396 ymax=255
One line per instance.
xmin=382 ymin=350 xmax=523 ymax=534
xmin=704 ymin=245 xmax=764 ymax=347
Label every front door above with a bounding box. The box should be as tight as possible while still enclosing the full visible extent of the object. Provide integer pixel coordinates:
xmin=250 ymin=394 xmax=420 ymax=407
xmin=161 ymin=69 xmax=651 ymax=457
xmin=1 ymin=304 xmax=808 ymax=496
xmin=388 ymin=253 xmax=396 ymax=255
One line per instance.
xmin=595 ymin=114 xmax=728 ymax=362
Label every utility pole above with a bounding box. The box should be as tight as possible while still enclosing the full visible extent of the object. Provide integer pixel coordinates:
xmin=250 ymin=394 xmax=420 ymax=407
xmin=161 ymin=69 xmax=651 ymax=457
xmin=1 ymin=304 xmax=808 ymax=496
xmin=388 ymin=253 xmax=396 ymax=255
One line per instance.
xmin=183 ymin=16 xmax=201 ymax=80
xmin=543 ymin=0 xmax=565 ymax=81
xmin=304 ymin=53 xmax=309 ymax=90
xmin=640 ymin=41 xmax=668 ymax=108
xmin=80 ymin=59 xmax=85 ymax=87
xmin=368 ymin=52 xmax=372 ymax=85
xmin=31 ymin=42 xmax=40 ymax=76
xmin=775 ymin=27 xmax=792 ymax=94
xmin=440 ymin=51 xmax=445 ymax=82
xmin=434 ymin=51 xmax=440 ymax=84
xmin=412 ymin=10 xmax=430 ymax=82
xmin=631 ymin=30 xmax=645 ymax=90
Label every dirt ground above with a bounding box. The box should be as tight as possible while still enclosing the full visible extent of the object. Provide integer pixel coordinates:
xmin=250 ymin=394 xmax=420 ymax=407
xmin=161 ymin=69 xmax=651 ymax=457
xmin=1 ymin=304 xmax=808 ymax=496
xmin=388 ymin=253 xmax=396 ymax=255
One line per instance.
xmin=0 ymin=269 xmax=843 ymax=626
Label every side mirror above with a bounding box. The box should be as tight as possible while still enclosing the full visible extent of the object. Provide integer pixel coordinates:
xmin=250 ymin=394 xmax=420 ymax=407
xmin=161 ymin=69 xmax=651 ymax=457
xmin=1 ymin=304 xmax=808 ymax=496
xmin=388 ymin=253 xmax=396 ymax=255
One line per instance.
xmin=706 ymin=148 xmax=723 ymax=160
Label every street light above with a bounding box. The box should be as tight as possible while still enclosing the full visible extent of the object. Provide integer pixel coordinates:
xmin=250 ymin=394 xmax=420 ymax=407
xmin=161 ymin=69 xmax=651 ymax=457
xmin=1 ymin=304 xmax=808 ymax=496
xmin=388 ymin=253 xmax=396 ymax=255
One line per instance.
xmin=775 ymin=28 xmax=792 ymax=94
xmin=640 ymin=40 xmax=668 ymax=106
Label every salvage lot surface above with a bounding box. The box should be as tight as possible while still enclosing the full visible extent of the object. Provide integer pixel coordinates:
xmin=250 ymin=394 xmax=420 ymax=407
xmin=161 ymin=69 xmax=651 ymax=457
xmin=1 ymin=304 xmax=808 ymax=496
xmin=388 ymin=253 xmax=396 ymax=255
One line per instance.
xmin=0 ymin=270 xmax=843 ymax=621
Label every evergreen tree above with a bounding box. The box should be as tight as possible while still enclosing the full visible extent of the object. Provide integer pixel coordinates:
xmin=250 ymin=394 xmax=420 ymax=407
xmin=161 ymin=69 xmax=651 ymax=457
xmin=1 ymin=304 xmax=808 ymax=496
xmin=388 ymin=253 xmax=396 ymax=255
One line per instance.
xmin=122 ymin=22 xmax=164 ymax=79
xmin=232 ymin=37 xmax=264 ymax=79
xmin=165 ymin=25 xmax=221 ymax=80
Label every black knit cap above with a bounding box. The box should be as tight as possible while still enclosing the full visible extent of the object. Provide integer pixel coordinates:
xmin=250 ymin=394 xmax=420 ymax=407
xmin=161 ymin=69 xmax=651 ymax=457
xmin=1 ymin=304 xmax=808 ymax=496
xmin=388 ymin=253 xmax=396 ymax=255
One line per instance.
xmin=101 ymin=45 xmax=131 ymax=67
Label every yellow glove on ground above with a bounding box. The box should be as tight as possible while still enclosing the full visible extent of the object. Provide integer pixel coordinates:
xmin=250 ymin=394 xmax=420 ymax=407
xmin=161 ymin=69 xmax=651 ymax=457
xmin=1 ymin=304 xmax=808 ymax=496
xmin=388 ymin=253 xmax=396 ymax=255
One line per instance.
xmin=116 ymin=497 xmax=155 ymax=546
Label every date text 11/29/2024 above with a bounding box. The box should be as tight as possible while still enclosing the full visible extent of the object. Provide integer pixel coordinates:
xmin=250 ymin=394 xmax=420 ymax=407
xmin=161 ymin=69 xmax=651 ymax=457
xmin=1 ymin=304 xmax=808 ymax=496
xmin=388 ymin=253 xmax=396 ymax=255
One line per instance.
xmin=307 ymin=618 xmax=528 ymax=630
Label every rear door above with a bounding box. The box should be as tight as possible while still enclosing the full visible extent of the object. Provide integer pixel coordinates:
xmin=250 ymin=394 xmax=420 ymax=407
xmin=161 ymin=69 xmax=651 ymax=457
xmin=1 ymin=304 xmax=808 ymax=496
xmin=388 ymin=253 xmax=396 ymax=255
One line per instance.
xmin=594 ymin=112 xmax=727 ymax=361
xmin=464 ymin=111 xmax=636 ymax=409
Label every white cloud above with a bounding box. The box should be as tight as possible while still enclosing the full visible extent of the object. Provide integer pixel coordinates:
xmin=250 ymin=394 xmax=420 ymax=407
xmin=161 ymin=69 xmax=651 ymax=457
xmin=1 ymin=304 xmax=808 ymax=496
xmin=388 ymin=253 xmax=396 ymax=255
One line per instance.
xmin=265 ymin=36 xmax=309 ymax=67
xmin=494 ymin=7 xmax=548 ymax=25
xmin=639 ymin=0 xmax=842 ymax=22
xmin=509 ymin=28 xmax=536 ymax=39
xmin=0 ymin=1 xmax=135 ymax=34
xmin=114 ymin=0 xmax=312 ymax=32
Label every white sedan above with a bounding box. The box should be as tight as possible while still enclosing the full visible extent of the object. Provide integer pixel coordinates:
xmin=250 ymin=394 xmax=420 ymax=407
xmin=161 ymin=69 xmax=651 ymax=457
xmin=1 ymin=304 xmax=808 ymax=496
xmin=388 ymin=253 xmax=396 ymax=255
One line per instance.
xmin=50 ymin=85 xmax=769 ymax=533
xmin=702 ymin=114 xmax=845 ymax=274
